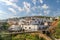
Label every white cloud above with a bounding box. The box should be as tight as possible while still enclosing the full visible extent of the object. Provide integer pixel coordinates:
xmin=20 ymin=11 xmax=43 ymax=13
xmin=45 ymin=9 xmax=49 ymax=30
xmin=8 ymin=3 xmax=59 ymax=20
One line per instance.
xmin=39 ymin=14 xmax=42 ymax=15
xmin=18 ymin=7 xmax=24 ymax=12
xmin=23 ymin=2 xmax=31 ymax=13
xmin=31 ymin=13 xmax=36 ymax=16
xmin=23 ymin=2 xmax=30 ymax=8
xmin=2 ymin=0 xmax=18 ymax=8
xmin=32 ymin=6 xmax=42 ymax=11
xmin=39 ymin=0 xmax=43 ymax=4
xmin=31 ymin=6 xmax=36 ymax=11
xmin=32 ymin=0 xmax=36 ymax=5
xmin=31 ymin=4 xmax=50 ymax=16
xmin=56 ymin=0 xmax=60 ymax=3
xmin=42 ymin=4 xmax=49 ymax=9
xmin=44 ymin=10 xmax=50 ymax=15
xmin=0 ymin=0 xmax=31 ymax=14
xmin=32 ymin=0 xmax=43 ymax=5
xmin=8 ymin=8 xmax=16 ymax=14
xmin=53 ymin=9 xmax=60 ymax=16
xmin=11 ymin=4 xmax=23 ymax=12
xmin=41 ymin=4 xmax=50 ymax=15
xmin=0 ymin=0 xmax=13 ymax=5
xmin=0 ymin=0 xmax=23 ymax=13
xmin=9 ymin=0 xmax=18 ymax=2
xmin=0 ymin=10 xmax=4 ymax=14
xmin=0 ymin=10 xmax=6 ymax=15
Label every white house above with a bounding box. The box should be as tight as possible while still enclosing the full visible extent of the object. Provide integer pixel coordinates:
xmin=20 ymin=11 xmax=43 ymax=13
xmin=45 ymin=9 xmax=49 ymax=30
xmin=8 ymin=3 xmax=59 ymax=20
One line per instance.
xmin=8 ymin=25 xmax=22 ymax=32
xmin=8 ymin=16 xmax=53 ymax=32
xmin=22 ymin=25 xmax=38 ymax=31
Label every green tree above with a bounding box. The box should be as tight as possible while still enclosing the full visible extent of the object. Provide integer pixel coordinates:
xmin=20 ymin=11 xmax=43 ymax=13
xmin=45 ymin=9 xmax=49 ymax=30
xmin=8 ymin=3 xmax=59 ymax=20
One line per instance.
xmin=2 ymin=22 xmax=10 ymax=30
xmin=0 ymin=35 xmax=2 ymax=40
xmin=0 ymin=34 xmax=11 ymax=40
xmin=12 ymin=34 xmax=46 ymax=40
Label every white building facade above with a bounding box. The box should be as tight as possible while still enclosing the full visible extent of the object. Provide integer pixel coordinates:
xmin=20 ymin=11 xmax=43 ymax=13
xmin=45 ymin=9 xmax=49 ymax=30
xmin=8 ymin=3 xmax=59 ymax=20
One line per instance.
xmin=8 ymin=16 xmax=53 ymax=31
xmin=22 ymin=25 xmax=38 ymax=31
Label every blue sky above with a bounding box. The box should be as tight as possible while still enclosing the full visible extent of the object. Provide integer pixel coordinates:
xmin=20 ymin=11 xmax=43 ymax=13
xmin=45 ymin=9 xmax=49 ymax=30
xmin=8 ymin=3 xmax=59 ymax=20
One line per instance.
xmin=0 ymin=0 xmax=60 ymax=19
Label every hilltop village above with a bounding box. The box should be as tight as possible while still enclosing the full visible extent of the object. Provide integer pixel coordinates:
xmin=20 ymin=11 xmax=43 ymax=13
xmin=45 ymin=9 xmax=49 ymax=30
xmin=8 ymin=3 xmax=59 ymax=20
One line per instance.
xmin=0 ymin=16 xmax=58 ymax=32
xmin=5 ymin=16 xmax=58 ymax=32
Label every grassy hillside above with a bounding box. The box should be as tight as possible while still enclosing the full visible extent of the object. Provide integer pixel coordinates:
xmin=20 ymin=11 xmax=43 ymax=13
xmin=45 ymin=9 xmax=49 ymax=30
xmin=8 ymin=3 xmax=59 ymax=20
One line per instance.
xmin=53 ymin=18 xmax=60 ymax=39
xmin=0 ymin=33 xmax=46 ymax=40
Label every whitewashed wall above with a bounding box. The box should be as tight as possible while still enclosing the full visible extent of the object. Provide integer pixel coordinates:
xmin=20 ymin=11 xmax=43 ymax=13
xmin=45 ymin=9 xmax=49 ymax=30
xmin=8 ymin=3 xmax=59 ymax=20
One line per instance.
xmin=22 ymin=25 xmax=38 ymax=31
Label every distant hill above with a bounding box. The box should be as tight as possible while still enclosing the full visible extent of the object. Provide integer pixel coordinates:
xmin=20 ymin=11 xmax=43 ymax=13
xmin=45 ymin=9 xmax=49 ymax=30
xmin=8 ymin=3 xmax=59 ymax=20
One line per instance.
xmin=0 ymin=16 xmax=58 ymax=22
xmin=8 ymin=16 xmax=53 ymax=20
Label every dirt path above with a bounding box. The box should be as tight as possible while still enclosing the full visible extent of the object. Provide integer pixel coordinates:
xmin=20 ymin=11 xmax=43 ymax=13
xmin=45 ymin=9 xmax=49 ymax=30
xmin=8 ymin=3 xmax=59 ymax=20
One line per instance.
xmin=47 ymin=20 xmax=59 ymax=33
xmin=38 ymin=33 xmax=52 ymax=40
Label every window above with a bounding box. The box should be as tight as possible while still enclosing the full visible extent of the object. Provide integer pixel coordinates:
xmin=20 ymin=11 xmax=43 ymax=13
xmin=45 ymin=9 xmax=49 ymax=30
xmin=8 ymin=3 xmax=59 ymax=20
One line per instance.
xmin=40 ymin=22 xmax=44 ymax=25
xmin=29 ymin=27 xmax=31 ymax=29
xmin=38 ymin=21 xmax=40 ymax=24
xmin=32 ymin=19 xmax=35 ymax=20
xmin=25 ymin=27 xmax=27 ymax=29
xmin=35 ymin=21 xmax=37 ymax=22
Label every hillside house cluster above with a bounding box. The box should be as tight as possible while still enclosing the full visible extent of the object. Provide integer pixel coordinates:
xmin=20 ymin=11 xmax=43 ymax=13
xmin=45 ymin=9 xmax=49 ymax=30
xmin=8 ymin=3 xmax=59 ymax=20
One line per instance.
xmin=7 ymin=16 xmax=53 ymax=31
